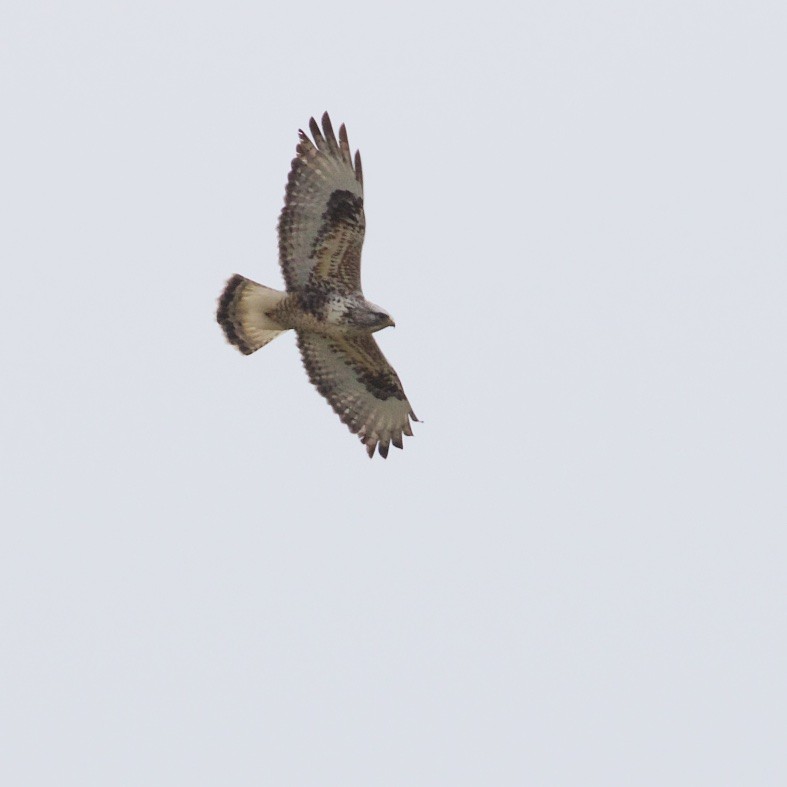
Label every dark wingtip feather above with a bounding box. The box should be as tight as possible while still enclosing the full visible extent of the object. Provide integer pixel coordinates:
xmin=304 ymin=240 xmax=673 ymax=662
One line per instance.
xmin=308 ymin=116 xmax=323 ymax=145
xmin=354 ymin=151 xmax=363 ymax=186
xmin=321 ymin=112 xmax=335 ymax=141
xmin=338 ymin=123 xmax=351 ymax=163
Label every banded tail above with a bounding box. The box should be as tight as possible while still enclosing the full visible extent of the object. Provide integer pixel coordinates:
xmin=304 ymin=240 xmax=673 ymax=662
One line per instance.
xmin=217 ymin=274 xmax=287 ymax=354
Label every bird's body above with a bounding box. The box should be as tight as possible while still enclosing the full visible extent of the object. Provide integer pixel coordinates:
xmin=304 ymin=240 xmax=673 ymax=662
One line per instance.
xmin=216 ymin=113 xmax=417 ymax=458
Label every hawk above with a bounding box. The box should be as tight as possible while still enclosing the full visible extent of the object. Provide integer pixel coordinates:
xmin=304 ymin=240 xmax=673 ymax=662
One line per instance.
xmin=217 ymin=112 xmax=417 ymax=458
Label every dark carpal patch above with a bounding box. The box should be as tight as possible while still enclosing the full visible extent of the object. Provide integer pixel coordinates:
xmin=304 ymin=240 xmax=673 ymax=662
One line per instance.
xmin=308 ymin=189 xmax=365 ymax=261
xmin=355 ymin=368 xmax=406 ymax=401
xmin=324 ymin=189 xmax=364 ymax=226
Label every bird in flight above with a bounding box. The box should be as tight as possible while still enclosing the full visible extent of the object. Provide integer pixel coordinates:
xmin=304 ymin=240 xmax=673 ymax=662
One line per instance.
xmin=217 ymin=112 xmax=417 ymax=458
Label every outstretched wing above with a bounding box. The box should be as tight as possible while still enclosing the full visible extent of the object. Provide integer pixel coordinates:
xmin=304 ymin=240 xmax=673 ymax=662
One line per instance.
xmin=278 ymin=112 xmax=365 ymax=293
xmin=296 ymin=331 xmax=417 ymax=458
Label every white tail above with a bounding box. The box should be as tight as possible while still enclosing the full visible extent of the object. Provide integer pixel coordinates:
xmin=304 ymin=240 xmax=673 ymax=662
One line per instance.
xmin=217 ymin=275 xmax=287 ymax=354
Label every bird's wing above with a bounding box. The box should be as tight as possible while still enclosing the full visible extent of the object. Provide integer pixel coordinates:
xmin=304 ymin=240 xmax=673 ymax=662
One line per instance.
xmin=296 ymin=331 xmax=417 ymax=458
xmin=278 ymin=112 xmax=365 ymax=293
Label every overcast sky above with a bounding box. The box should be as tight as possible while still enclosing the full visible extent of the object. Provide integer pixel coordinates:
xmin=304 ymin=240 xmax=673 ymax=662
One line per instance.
xmin=2 ymin=1 xmax=786 ymax=785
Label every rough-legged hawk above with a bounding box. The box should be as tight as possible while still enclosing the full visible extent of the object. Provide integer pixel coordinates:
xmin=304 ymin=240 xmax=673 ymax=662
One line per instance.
xmin=217 ymin=113 xmax=417 ymax=458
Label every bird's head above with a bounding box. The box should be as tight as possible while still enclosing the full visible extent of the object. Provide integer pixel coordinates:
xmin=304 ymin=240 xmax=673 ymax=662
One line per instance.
xmin=349 ymin=300 xmax=395 ymax=332
xmin=366 ymin=301 xmax=396 ymax=332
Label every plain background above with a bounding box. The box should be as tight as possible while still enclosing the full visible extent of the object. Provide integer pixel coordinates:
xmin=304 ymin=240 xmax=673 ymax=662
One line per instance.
xmin=2 ymin=1 xmax=785 ymax=784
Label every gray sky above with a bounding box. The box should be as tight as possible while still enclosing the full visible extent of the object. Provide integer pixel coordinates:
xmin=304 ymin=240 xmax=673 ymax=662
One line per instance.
xmin=2 ymin=1 xmax=786 ymax=784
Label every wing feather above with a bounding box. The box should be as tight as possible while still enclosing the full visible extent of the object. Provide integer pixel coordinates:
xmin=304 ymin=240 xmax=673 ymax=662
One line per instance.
xmin=296 ymin=331 xmax=417 ymax=458
xmin=278 ymin=112 xmax=365 ymax=293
